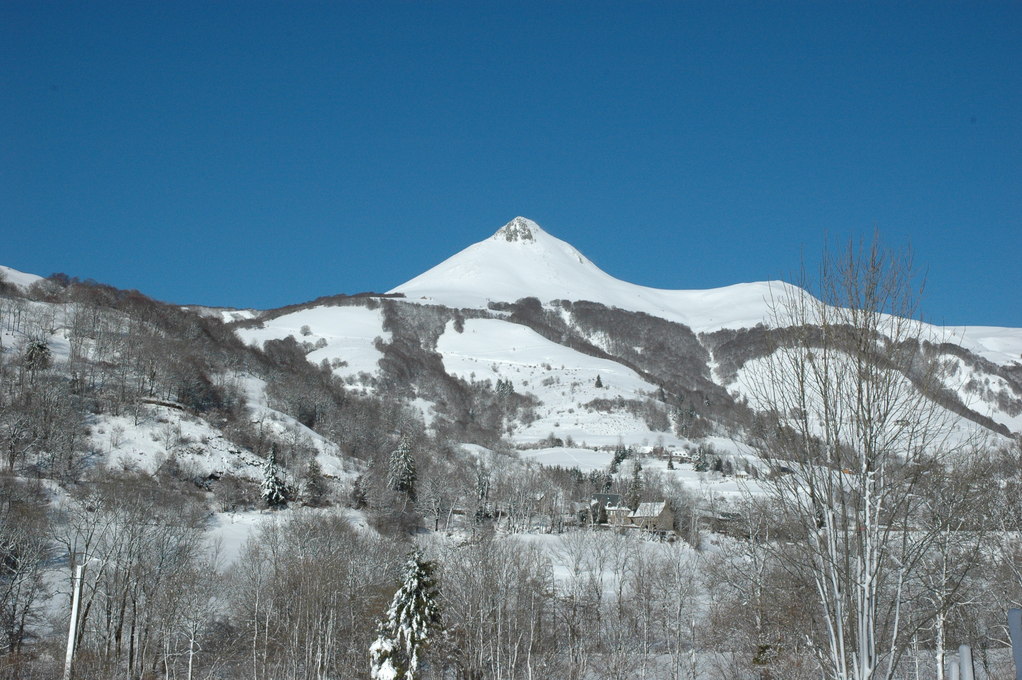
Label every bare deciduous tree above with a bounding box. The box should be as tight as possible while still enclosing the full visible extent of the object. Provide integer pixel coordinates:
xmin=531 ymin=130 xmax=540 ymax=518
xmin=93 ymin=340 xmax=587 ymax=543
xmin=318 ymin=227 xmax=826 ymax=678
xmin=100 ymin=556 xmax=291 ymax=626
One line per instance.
xmin=744 ymin=235 xmax=975 ymax=680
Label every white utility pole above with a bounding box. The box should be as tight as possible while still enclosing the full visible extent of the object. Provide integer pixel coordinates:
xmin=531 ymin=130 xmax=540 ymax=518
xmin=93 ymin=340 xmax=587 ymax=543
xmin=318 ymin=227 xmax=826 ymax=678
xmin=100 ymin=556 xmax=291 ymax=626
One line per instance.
xmin=1009 ymin=608 xmax=1022 ymax=680
xmin=62 ymin=562 xmax=84 ymax=680
xmin=958 ymin=644 xmax=975 ymax=680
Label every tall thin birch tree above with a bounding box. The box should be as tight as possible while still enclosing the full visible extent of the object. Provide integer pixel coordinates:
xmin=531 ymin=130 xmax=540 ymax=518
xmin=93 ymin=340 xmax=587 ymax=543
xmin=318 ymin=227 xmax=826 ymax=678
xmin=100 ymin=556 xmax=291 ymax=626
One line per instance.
xmin=746 ymin=235 xmax=967 ymax=680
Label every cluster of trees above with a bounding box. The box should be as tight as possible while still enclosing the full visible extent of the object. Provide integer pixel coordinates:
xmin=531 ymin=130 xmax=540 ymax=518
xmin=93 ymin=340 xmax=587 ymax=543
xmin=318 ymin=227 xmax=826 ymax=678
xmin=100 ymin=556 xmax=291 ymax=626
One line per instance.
xmin=5 ymin=449 xmax=1022 ymax=680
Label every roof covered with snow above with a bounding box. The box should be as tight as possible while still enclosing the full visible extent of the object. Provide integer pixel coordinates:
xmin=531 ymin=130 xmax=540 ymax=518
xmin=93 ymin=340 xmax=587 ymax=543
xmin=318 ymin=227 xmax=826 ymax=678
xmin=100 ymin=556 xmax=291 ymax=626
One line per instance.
xmin=631 ymin=501 xmax=667 ymax=519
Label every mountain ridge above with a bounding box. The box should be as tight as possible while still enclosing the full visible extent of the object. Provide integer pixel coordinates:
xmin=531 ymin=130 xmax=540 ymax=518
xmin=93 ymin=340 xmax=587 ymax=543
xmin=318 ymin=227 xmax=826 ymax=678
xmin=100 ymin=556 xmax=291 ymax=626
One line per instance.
xmin=390 ymin=217 xmax=800 ymax=334
xmin=389 ymin=217 xmax=1022 ymax=366
xmin=4 ymin=216 xmax=1022 ymax=444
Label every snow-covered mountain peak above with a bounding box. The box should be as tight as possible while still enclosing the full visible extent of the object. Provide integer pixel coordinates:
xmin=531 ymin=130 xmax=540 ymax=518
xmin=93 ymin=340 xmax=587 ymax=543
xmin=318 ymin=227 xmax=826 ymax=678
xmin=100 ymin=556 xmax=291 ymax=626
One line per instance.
xmin=493 ymin=216 xmax=541 ymax=242
xmin=389 ymin=217 xmax=786 ymax=332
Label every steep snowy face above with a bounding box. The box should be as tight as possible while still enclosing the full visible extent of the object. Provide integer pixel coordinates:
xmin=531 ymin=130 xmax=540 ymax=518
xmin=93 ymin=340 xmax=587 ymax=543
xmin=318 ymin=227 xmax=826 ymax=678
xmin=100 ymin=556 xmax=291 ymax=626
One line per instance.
xmin=390 ymin=216 xmax=614 ymax=309
xmin=389 ymin=217 xmax=788 ymax=332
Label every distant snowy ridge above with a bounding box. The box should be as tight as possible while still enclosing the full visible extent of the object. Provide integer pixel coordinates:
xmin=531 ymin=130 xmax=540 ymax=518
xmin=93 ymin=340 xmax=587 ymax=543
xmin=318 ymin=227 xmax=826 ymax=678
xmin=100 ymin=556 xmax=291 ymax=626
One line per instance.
xmin=390 ymin=217 xmax=1022 ymax=365
xmin=0 ymin=264 xmax=42 ymax=290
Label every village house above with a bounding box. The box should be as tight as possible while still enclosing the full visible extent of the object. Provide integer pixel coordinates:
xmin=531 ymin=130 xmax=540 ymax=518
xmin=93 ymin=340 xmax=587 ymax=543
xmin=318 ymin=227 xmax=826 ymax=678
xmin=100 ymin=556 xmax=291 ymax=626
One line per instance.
xmin=606 ymin=504 xmax=633 ymax=526
xmin=630 ymin=501 xmax=674 ymax=532
xmin=588 ymin=495 xmax=675 ymax=534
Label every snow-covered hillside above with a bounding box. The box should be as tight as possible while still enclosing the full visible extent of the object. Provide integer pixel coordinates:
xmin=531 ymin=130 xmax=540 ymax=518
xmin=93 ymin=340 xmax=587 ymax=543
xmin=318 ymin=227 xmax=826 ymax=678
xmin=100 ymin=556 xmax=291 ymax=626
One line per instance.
xmin=5 ymin=216 xmax=1021 ymax=455
xmin=437 ymin=317 xmax=680 ymax=447
xmin=210 ymin=216 xmax=1022 ymax=445
xmin=236 ymin=305 xmax=389 ymax=388
xmin=0 ymin=264 xmax=43 ymax=290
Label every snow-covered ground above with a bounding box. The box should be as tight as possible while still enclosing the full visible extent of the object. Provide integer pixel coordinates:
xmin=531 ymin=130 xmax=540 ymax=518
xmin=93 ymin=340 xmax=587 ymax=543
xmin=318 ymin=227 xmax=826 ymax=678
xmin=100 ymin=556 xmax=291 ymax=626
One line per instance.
xmin=0 ymin=264 xmax=43 ymax=290
xmin=953 ymin=325 xmax=1022 ymax=367
xmin=936 ymin=354 xmax=1022 ymax=433
xmin=184 ymin=305 xmax=260 ymax=324
xmin=90 ymin=409 xmax=265 ymax=479
xmin=730 ymin=351 xmax=1007 ymax=452
xmin=206 ymin=506 xmax=374 ymax=565
xmin=437 ymin=317 xmax=673 ymax=446
xmin=83 ymin=374 xmax=356 ymax=482
xmin=237 ymin=305 xmax=389 ymax=386
xmin=516 ymin=444 xmax=767 ymax=507
xmin=518 ymin=446 xmax=614 ymax=471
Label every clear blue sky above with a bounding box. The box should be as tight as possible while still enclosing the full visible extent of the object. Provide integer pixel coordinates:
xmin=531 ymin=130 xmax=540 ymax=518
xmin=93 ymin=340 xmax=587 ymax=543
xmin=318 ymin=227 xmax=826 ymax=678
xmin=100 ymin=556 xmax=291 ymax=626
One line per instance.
xmin=3 ymin=2 xmax=1020 ymax=326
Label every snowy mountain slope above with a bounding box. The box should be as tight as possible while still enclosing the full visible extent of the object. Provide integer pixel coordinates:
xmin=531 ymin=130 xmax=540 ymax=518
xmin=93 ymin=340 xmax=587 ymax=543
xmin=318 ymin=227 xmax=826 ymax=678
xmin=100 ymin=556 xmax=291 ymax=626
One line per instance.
xmin=953 ymin=325 xmax=1022 ymax=367
xmin=205 ymin=216 xmax=1021 ymax=442
xmin=185 ymin=305 xmax=260 ymax=324
xmin=0 ymin=264 xmax=43 ymax=290
xmin=236 ymin=305 xmax=390 ymax=387
xmin=728 ymin=351 xmax=995 ymax=452
xmin=391 ymin=217 xmax=793 ymax=334
xmin=436 ymin=317 xmax=682 ymax=447
xmin=7 ymin=213 xmax=1019 ymax=460
xmin=391 ymin=218 xmax=1022 ymax=367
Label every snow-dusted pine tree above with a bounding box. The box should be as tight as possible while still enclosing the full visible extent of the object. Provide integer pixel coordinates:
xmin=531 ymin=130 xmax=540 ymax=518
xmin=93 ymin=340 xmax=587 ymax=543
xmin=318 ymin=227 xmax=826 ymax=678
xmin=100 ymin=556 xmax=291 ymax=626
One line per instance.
xmin=369 ymin=552 xmax=442 ymax=680
xmin=387 ymin=437 xmax=417 ymax=502
xmin=260 ymin=445 xmax=287 ymax=508
xmin=302 ymin=457 xmax=326 ymax=506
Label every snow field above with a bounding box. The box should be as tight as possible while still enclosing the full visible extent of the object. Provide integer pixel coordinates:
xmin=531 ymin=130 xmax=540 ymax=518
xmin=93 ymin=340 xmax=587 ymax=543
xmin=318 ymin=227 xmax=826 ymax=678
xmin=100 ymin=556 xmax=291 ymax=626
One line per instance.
xmin=954 ymin=325 xmax=1022 ymax=367
xmin=936 ymin=354 xmax=1022 ymax=433
xmin=437 ymin=317 xmax=670 ymax=446
xmin=729 ymin=350 xmax=1003 ymax=453
xmin=90 ymin=409 xmax=265 ymax=479
xmin=236 ymin=305 xmax=390 ymax=385
xmin=0 ymin=264 xmax=43 ymax=289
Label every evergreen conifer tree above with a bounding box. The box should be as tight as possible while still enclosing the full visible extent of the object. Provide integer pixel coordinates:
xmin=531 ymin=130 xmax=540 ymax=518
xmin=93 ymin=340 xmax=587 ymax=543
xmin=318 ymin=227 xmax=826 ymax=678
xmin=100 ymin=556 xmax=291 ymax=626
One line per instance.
xmin=594 ymin=374 xmax=603 ymax=388
xmin=260 ymin=445 xmax=287 ymax=508
xmin=609 ymin=444 xmax=628 ymax=474
xmin=388 ymin=438 xmax=417 ymax=502
xmin=23 ymin=340 xmax=52 ymax=373
xmin=370 ymin=552 xmax=442 ymax=680
xmin=303 ymin=457 xmax=326 ymax=506
xmin=495 ymin=378 xmax=514 ymax=398
xmin=351 ymin=474 xmax=369 ymax=509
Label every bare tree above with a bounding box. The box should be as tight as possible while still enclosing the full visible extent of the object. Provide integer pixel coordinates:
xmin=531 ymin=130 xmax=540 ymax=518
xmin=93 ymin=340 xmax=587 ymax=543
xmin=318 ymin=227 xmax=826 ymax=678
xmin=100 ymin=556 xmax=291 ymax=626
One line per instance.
xmin=0 ymin=475 xmax=50 ymax=664
xmin=744 ymin=235 xmax=973 ymax=680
